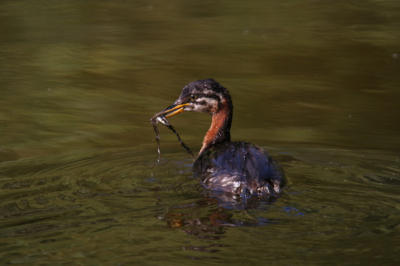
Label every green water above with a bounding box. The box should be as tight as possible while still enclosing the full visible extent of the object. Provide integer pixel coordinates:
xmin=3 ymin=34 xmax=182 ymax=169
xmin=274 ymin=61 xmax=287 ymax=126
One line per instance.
xmin=1 ymin=0 xmax=400 ymax=265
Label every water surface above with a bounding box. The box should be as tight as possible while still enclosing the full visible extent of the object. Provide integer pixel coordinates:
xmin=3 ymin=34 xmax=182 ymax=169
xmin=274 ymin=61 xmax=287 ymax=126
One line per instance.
xmin=1 ymin=0 xmax=400 ymax=265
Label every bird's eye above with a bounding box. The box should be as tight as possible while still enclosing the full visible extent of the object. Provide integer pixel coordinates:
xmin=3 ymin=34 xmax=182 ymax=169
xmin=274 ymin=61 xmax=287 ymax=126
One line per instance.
xmin=191 ymin=95 xmax=197 ymax=101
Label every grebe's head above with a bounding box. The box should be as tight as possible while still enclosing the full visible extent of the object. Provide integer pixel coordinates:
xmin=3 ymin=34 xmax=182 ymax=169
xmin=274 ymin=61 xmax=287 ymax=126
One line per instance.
xmin=153 ymin=79 xmax=231 ymax=119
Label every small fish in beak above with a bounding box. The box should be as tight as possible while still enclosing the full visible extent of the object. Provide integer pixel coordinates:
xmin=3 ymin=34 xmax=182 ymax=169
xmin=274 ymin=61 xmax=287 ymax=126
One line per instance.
xmin=150 ymin=114 xmax=194 ymax=160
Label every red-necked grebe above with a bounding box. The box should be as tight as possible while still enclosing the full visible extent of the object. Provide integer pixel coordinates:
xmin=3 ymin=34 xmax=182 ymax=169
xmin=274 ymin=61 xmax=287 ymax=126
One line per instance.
xmin=152 ymin=79 xmax=285 ymax=197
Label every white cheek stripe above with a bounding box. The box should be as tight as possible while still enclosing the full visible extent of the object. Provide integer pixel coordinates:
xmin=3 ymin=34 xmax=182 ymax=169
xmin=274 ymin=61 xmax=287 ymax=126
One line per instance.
xmin=190 ymin=97 xmax=218 ymax=112
xmin=202 ymin=97 xmax=218 ymax=107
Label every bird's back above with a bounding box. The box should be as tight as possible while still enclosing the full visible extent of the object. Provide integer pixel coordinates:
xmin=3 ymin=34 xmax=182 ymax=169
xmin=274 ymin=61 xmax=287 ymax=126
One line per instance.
xmin=193 ymin=142 xmax=286 ymax=197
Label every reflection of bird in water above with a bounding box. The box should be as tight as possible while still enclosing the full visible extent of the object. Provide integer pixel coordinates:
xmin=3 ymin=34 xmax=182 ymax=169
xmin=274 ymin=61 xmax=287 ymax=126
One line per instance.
xmin=156 ymin=194 xmax=279 ymax=253
xmin=153 ymin=79 xmax=286 ymax=198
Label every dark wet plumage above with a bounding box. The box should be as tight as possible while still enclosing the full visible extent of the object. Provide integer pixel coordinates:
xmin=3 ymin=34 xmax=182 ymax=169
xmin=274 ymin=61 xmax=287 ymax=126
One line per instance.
xmin=194 ymin=142 xmax=285 ymax=197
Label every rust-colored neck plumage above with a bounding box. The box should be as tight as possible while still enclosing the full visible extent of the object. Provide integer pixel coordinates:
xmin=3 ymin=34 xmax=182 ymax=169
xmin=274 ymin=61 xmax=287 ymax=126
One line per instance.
xmin=199 ymin=97 xmax=233 ymax=155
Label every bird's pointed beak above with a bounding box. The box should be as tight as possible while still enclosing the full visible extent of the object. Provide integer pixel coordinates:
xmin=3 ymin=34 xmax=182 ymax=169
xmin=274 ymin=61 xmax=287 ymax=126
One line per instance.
xmin=151 ymin=103 xmax=190 ymax=121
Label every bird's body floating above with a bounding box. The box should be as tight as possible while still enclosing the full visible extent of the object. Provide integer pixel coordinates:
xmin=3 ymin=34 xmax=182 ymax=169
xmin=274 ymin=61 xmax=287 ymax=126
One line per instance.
xmin=151 ymin=79 xmax=286 ymax=197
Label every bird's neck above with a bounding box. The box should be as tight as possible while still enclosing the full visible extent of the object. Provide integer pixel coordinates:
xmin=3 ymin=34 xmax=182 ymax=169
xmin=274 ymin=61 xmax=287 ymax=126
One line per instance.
xmin=199 ymin=98 xmax=233 ymax=155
